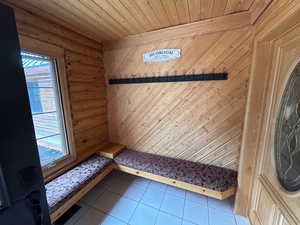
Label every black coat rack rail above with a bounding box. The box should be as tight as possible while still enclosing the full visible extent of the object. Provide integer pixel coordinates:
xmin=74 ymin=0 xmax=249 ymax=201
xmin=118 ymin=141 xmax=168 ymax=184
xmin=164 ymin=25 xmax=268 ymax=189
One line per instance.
xmin=109 ymin=73 xmax=228 ymax=85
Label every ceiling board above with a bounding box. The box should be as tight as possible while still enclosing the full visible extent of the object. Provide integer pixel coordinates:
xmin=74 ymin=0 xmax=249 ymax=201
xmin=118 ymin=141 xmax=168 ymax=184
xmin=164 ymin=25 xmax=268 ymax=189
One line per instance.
xmin=2 ymin=0 xmax=256 ymax=42
xmin=104 ymin=12 xmax=251 ymax=50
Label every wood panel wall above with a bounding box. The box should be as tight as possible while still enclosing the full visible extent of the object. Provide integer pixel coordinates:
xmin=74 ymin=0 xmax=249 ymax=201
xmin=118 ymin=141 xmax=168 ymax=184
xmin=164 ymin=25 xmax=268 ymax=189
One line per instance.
xmin=104 ymin=26 xmax=253 ymax=171
xmin=7 ymin=5 xmax=109 ymax=172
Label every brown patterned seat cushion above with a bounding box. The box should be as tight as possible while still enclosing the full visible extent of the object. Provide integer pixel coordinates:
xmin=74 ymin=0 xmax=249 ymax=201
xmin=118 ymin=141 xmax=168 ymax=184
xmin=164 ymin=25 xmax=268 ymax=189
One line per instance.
xmin=46 ymin=155 xmax=113 ymax=213
xmin=114 ymin=149 xmax=237 ymax=192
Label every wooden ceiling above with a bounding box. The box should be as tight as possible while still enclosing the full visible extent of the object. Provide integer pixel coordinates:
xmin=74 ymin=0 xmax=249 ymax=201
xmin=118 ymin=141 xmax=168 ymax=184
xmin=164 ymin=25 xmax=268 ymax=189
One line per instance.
xmin=4 ymin=0 xmax=256 ymax=42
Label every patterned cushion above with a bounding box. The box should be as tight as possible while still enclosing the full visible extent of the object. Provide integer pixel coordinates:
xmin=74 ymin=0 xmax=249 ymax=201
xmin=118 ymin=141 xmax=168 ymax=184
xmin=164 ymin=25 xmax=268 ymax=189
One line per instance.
xmin=114 ymin=149 xmax=237 ymax=192
xmin=46 ymin=155 xmax=113 ymax=213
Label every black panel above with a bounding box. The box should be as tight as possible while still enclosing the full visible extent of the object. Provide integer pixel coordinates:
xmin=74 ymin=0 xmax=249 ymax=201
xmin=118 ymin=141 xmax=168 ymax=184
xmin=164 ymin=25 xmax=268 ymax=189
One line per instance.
xmin=109 ymin=73 xmax=228 ymax=85
xmin=0 ymin=3 xmax=51 ymax=225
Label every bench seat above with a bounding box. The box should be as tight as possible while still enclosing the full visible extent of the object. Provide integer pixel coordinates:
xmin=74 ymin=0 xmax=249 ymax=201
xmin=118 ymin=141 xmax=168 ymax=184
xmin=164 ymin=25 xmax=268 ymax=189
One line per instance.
xmin=46 ymin=155 xmax=113 ymax=217
xmin=114 ymin=149 xmax=237 ymax=199
xmin=47 ymin=146 xmax=237 ymax=222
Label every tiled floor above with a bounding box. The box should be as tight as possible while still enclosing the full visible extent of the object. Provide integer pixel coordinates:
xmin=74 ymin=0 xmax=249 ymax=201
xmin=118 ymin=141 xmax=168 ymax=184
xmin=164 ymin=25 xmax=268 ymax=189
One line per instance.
xmin=65 ymin=171 xmax=249 ymax=225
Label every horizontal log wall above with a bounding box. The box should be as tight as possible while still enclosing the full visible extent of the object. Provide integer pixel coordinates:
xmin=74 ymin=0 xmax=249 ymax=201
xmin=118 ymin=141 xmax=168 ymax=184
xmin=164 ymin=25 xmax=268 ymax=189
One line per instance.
xmin=8 ymin=4 xmax=109 ymax=169
xmin=104 ymin=26 xmax=254 ymax=171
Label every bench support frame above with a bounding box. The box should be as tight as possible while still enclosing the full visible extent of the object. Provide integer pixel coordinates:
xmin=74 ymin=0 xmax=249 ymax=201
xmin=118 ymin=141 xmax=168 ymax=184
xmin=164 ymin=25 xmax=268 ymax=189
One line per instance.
xmin=116 ymin=164 xmax=236 ymax=200
xmin=50 ymin=144 xmax=236 ymax=223
xmin=50 ymin=164 xmax=116 ymax=223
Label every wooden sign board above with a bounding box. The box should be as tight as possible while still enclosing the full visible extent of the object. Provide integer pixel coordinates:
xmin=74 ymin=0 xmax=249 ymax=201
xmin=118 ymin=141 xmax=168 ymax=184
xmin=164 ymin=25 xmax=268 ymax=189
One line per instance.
xmin=143 ymin=49 xmax=181 ymax=62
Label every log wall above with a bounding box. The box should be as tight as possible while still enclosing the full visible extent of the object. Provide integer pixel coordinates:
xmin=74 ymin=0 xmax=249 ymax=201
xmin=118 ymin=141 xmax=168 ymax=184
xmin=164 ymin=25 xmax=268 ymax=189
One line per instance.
xmin=9 ymin=5 xmax=109 ymax=170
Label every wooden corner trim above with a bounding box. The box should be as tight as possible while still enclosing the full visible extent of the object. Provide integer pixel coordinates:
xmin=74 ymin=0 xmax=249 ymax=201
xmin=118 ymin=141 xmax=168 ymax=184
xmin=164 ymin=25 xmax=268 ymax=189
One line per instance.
xmin=249 ymin=0 xmax=273 ymax=25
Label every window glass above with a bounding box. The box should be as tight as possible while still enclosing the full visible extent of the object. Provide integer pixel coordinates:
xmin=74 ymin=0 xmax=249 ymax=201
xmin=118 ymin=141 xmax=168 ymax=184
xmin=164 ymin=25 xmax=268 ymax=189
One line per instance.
xmin=275 ymin=62 xmax=300 ymax=192
xmin=21 ymin=52 xmax=69 ymax=167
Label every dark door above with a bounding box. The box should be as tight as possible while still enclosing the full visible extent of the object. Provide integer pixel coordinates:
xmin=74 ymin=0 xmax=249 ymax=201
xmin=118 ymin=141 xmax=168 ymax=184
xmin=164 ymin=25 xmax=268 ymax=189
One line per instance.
xmin=0 ymin=4 xmax=51 ymax=225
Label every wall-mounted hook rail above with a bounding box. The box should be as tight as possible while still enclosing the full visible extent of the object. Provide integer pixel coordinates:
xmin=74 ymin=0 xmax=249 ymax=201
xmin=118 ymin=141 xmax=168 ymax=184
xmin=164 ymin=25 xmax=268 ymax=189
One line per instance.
xmin=109 ymin=73 xmax=228 ymax=85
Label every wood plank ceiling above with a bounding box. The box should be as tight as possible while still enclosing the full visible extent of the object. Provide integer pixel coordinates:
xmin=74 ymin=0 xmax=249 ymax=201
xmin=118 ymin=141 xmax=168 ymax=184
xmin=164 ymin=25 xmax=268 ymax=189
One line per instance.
xmin=3 ymin=0 xmax=256 ymax=41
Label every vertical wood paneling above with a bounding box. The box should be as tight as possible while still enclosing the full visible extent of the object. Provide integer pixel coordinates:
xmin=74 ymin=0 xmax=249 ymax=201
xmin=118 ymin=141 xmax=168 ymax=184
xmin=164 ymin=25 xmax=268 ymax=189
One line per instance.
xmin=118 ymin=0 xmax=153 ymax=31
xmin=133 ymin=0 xmax=162 ymax=30
xmin=175 ymin=0 xmax=190 ymax=24
xmin=211 ymin=0 xmax=228 ymax=17
xmin=161 ymin=0 xmax=181 ymax=26
xmin=188 ymin=0 xmax=201 ymax=22
xmin=147 ymin=0 xmax=171 ymax=28
xmin=109 ymin=0 xmax=145 ymax=34
xmin=104 ymin=26 xmax=253 ymax=170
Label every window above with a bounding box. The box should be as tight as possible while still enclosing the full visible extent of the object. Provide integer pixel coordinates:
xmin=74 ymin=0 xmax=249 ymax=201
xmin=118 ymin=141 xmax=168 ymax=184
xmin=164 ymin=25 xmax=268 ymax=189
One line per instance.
xmin=19 ymin=36 xmax=76 ymax=178
xmin=275 ymin=61 xmax=300 ymax=192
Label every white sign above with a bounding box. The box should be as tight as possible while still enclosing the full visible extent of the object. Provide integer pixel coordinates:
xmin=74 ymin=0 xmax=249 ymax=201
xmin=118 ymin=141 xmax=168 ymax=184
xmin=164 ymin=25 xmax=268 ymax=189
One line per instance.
xmin=143 ymin=49 xmax=181 ymax=62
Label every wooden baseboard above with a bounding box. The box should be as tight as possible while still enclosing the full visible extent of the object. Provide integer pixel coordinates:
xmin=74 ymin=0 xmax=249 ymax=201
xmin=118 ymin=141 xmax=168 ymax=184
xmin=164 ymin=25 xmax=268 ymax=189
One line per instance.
xmin=50 ymin=163 xmax=116 ymax=223
xmin=116 ymin=165 xmax=236 ymax=200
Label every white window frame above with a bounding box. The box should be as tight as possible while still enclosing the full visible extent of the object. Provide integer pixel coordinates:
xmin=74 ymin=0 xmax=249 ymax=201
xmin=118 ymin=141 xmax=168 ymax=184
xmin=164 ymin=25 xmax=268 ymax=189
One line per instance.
xmin=19 ymin=35 xmax=76 ymax=179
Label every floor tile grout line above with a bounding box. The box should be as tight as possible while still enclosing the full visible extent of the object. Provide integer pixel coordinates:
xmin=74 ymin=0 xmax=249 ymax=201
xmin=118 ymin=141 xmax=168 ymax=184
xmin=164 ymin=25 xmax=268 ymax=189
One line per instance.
xmin=128 ymin=179 xmax=162 ymax=225
xmin=123 ymin=176 xmax=151 ymax=225
xmin=75 ymin=202 xmax=128 ymax=225
xmin=181 ymin=190 xmax=187 ymax=225
xmin=103 ymin=176 xmax=150 ymax=202
xmin=76 ymin=175 xmax=156 ymax=224
xmin=70 ymin=205 xmax=90 ymax=225
xmin=78 ymin=186 xmax=107 ymax=210
xmin=154 ymin=183 xmax=169 ymax=225
xmin=70 ymin=172 xmax=244 ymax=225
xmin=208 ymin=204 xmax=211 ymax=225
xmin=153 ymin=192 xmax=164 ymax=225
xmin=83 ymin=178 xmax=137 ymax=225
xmin=83 ymin=202 xmax=129 ymax=225
xmin=88 ymin=186 xmax=194 ymax=224
xmin=154 ymin=185 xmax=188 ymax=224
xmin=122 ymin=180 xmax=191 ymax=225
xmin=234 ymin=214 xmax=239 ymax=225
xmin=127 ymin=200 xmax=140 ymax=225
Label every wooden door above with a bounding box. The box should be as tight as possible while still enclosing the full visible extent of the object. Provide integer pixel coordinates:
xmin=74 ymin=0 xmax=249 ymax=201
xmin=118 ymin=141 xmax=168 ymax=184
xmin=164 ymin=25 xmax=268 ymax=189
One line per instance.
xmin=245 ymin=2 xmax=300 ymax=225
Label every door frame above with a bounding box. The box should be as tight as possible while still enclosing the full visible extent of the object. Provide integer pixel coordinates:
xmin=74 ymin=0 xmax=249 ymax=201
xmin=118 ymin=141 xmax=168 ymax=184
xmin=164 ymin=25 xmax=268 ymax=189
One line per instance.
xmin=235 ymin=0 xmax=300 ymax=221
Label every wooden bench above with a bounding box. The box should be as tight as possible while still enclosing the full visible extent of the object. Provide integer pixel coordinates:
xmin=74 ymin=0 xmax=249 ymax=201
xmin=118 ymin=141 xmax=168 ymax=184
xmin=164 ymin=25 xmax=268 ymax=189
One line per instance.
xmin=47 ymin=144 xmax=237 ymax=223
xmin=113 ymin=149 xmax=237 ymax=200
xmin=98 ymin=143 xmax=125 ymax=159
xmin=45 ymin=154 xmax=115 ymax=223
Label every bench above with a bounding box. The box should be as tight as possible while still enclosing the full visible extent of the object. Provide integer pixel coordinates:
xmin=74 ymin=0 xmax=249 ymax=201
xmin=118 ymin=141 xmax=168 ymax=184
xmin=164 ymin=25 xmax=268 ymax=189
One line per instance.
xmin=47 ymin=145 xmax=237 ymax=223
xmin=114 ymin=149 xmax=237 ymax=200
xmin=45 ymin=154 xmax=115 ymax=223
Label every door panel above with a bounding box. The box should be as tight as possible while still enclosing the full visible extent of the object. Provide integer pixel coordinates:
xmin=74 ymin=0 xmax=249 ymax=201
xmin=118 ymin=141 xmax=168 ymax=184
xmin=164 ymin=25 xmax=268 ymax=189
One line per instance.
xmin=253 ymin=182 xmax=276 ymax=225
xmin=249 ymin=20 xmax=300 ymax=225
xmin=0 ymin=3 xmax=51 ymax=225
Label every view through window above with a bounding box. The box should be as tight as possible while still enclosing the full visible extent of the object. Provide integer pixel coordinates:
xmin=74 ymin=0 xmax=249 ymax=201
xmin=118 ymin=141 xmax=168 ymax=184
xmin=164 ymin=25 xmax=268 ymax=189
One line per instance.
xmin=21 ymin=52 xmax=69 ymax=167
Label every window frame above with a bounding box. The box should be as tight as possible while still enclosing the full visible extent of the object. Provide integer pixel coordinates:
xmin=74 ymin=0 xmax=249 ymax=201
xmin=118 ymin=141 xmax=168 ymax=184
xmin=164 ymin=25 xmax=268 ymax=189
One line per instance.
xmin=19 ymin=35 xmax=76 ymax=179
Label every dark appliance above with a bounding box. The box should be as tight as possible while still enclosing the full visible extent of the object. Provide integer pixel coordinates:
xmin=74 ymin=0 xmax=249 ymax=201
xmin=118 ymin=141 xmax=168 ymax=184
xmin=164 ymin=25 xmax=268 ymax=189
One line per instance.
xmin=0 ymin=3 xmax=51 ymax=225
